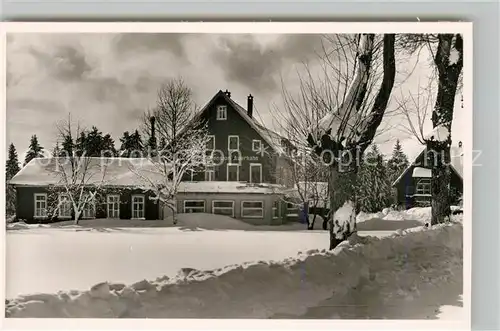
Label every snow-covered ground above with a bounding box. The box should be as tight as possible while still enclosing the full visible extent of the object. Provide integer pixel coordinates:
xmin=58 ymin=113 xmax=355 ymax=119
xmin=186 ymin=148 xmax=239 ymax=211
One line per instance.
xmin=5 ymin=212 xmax=464 ymax=321
xmin=6 ymin=225 xmax=391 ymax=299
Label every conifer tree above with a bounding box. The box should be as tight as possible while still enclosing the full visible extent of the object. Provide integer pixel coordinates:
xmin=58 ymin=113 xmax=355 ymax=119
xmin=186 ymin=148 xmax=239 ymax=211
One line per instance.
xmin=24 ymin=135 xmax=45 ymax=166
xmin=119 ymin=130 xmax=144 ymax=157
xmin=387 ymin=139 xmax=409 ymax=183
xmin=6 ymin=143 xmax=20 ymax=216
xmin=358 ymin=145 xmax=393 ymax=213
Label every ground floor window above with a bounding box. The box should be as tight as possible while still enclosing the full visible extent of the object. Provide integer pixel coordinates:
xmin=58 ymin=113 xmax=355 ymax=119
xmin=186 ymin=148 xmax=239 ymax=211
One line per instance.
xmin=415 ymin=178 xmax=431 ymax=195
xmin=184 ymin=200 xmax=206 ymax=213
xmin=82 ymin=194 xmax=96 ymax=219
xmin=58 ymin=193 xmax=72 ymax=218
xmin=241 ymin=201 xmax=264 ymax=218
xmin=132 ymin=195 xmax=145 ymax=219
xmin=212 ymin=200 xmax=234 ymax=217
xmin=107 ymin=194 xmax=120 ymax=218
xmin=34 ymin=193 xmax=48 ymax=218
xmin=272 ymin=200 xmax=280 ymax=219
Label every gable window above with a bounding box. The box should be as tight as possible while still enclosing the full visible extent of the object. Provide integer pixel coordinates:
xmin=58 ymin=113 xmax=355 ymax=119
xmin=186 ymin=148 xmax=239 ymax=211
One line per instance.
xmin=228 ymin=135 xmax=239 ymax=151
xmin=250 ymin=163 xmax=262 ymax=184
xmin=206 ymin=135 xmax=215 ymax=150
xmin=252 ymin=139 xmax=262 ymax=152
xmin=212 ymin=200 xmax=235 ymax=217
xmin=131 ymin=195 xmax=145 ymax=219
xmin=184 ymin=200 xmax=205 ymax=213
xmin=34 ymin=193 xmax=48 ymax=218
xmin=227 ymin=163 xmax=239 ymax=182
xmin=216 ymin=105 xmax=227 ymax=120
xmin=415 ymin=178 xmax=431 ymax=195
xmin=82 ymin=194 xmax=96 ymax=219
xmin=205 ymin=166 xmax=215 ymax=181
xmin=107 ymin=194 xmax=120 ymax=219
xmin=241 ymin=201 xmax=264 ymax=218
xmin=58 ymin=193 xmax=72 ymax=218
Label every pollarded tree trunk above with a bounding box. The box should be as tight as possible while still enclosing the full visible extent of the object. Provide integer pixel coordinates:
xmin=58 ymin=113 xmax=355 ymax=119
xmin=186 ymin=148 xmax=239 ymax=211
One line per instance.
xmin=427 ymin=140 xmax=452 ymax=225
xmin=328 ymin=163 xmax=341 ymax=250
xmin=428 ymin=33 xmax=463 ymax=225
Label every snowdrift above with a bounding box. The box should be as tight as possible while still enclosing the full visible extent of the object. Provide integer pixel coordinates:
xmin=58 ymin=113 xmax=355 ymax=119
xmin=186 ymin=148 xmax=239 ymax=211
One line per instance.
xmin=6 ymin=223 xmax=463 ymax=319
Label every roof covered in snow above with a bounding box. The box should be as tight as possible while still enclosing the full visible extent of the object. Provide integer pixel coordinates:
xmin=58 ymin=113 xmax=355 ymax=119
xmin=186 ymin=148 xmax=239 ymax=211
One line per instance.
xmin=8 ymin=157 xmax=165 ymax=187
xmin=177 ymin=181 xmax=288 ymax=194
xmin=392 ymin=145 xmax=464 ymax=186
xmin=412 ymin=167 xmax=432 ymax=178
xmin=187 ymin=90 xmax=286 ymax=156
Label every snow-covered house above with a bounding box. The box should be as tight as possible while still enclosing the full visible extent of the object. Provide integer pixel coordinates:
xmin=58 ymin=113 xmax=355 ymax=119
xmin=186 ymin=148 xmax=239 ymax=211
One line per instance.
xmin=392 ymin=143 xmax=464 ymax=208
xmin=8 ymin=157 xmax=165 ymax=222
xmin=172 ymin=89 xmax=299 ymax=225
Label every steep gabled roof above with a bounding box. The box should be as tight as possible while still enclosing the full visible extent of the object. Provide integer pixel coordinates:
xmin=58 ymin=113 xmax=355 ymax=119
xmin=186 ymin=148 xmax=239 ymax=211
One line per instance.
xmin=391 ymin=145 xmax=464 ymax=187
xmin=190 ymin=90 xmax=285 ymax=155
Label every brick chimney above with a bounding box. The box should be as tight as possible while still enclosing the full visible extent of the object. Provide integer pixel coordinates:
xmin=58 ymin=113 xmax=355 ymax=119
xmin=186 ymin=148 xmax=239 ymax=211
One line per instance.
xmin=224 ymin=89 xmax=231 ymax=98
xmin=247 ymin=94 xmax=254 ymax=118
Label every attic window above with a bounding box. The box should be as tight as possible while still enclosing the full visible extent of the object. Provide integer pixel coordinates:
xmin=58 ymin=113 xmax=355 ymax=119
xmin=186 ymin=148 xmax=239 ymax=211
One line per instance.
xmin=252 ymin=140 xmax=262 ymax=152
xmin=216 ymin=105 xmax=227 ymax=120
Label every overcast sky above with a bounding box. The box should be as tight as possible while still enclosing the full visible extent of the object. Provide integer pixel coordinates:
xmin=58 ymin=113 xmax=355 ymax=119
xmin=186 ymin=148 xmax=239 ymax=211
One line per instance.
xmin=6 ymin=33 xmax=465 ymax=162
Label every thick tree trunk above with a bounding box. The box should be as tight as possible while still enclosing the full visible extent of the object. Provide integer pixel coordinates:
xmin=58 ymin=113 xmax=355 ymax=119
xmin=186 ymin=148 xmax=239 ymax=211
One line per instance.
xmin=328 ymin=165 xmax=341 ymax=250
xmin=428 ymin=33 xmax=463 ymax=225
xmin=74 ymin=210 xmax=81 ymax=225
xmin=427 ymin=140 xmax=452 ymax=225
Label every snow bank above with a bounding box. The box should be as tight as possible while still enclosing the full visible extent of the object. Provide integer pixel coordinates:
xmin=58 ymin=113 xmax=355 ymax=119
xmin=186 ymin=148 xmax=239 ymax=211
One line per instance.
xmin=6 ymin=222 xmax=51 ymax=230
xmin=174 ymin=213 xmax=254 ymax=230
xmin=6 ymin=223 xmax=463 ymax=319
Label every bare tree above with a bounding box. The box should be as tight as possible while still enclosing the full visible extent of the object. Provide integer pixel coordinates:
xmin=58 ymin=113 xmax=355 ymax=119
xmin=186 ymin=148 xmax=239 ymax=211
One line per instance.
xmin=48 ymin=114 xmax=111 ymax=224
xmin=132 ymin=78 xmax=212 ymax=224
xmin=275 ymin=34 xmax=396 ymax=249
xmin=142 ymin=78 xmax=197 ymax=156
xmin=396 ymin=33 xmax=464 ymax=225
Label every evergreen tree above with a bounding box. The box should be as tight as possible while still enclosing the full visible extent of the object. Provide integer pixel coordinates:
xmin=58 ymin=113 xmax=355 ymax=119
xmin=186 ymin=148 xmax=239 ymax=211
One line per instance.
xmin=358 ymin=145 xmax=393 ymax=213
xmin=101 ymin=133 xmax=117 ymax=157
xmin=60 ymin=133 xmax=75 ymax=157
xmin=24 ymin=135 xmax=45 ymax=166
xmin=119 ymin=130 xmax=144 ymax=157
xmin=6 ymin=143 xmax=20 ymax=180
xmin=75 ymin=131 xmax=88 ymax=157
xmin=74 ymin=126 xmax=117 ymax=157
xmin=52 ymin=142 xmax=60 ymax=157
xmin=6 ymin=143 xmax=20 ymax=216
xmin=387 ymin=139 xmax=409 ymax=182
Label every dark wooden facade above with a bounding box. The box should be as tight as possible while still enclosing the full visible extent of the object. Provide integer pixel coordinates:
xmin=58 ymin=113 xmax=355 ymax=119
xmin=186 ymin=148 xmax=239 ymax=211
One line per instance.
xmin=182 ymin=90 xmax=291 ymax=186
xmin=392 ymin=148 xmax=463 ymax=209
xmin=15 ymin=186 xmax=160 ymax=223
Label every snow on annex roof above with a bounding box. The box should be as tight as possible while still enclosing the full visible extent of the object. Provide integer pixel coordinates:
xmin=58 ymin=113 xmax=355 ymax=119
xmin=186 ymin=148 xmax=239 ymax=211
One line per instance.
xmin=177 ymin=181 xmax=289 ymax=194
xmin=8 ymin=157 xmax=165 ymax=187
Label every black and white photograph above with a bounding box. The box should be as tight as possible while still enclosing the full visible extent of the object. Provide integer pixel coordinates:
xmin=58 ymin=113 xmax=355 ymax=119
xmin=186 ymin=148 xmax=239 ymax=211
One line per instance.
xmin=2 ymin=22 xmax=471 ymax=327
